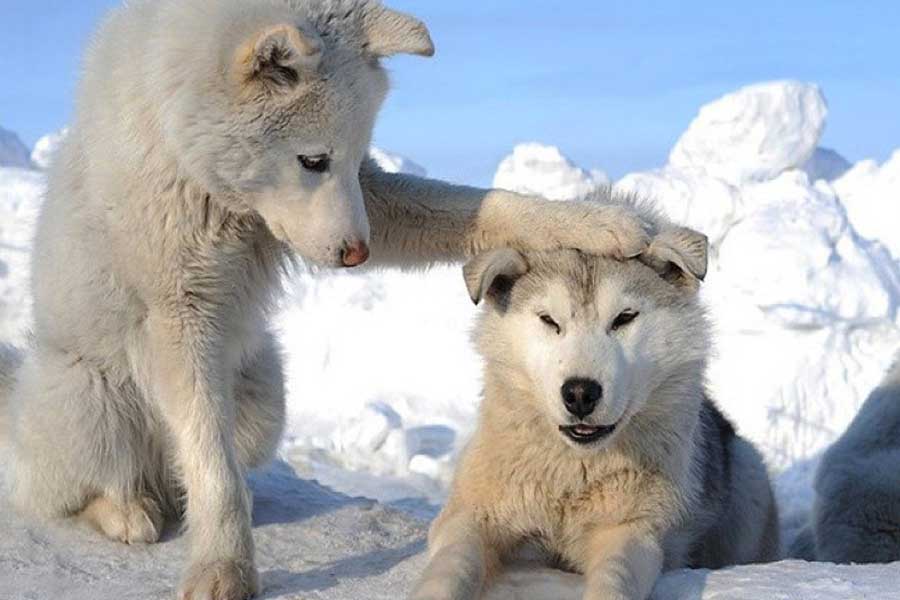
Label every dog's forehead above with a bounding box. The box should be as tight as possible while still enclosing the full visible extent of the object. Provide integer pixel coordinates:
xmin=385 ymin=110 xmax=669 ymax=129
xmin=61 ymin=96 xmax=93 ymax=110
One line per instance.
xmin=514 ymin=252 xmax=672 ymax=311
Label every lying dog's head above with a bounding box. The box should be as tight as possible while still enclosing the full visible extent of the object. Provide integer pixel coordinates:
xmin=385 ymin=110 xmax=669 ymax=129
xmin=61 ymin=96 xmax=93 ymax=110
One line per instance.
xmin=162 ymin=1 xmax=433 ymax=267
xmin=464 ymin=227 xmax=709 ymax=450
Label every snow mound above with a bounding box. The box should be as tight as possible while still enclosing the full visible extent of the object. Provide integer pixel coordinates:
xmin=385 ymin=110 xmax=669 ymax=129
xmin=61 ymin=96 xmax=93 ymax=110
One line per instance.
xmin=30 ymin=129 xmax=68 ymax=171
xmin=0 ymin=167 xmax=43 ymax=346
xmin=369 ymin=147 xmax=427 ymax=177
xmin=832 ymin=149 xmax=900 ymax=259
xmin=802 ymin=146 xmax=852 ymax=183
xmin=493 ymin=143 xmax=609 ymax=201
xmin=669 ymin=81 xmax=827 ymax=184
xmin=0 ymin=127 xmax=34 ymax=170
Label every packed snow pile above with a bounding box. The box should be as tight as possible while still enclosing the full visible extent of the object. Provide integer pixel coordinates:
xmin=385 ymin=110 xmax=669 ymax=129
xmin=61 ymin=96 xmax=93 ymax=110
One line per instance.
xmin=0 ymin=167 xmax=42 ymax=345
xmin=369 ymin=146 xmax=427 ymax=178
xmin=669 ymin=81 xmax=827 ymax=184
xmin=492 ymin=142 xmax=609 ymax=201
xmin=1 ymin=78 xmax=900 ymax=598
xmin=0 ymin=127 xmax=34 ymax=170
xmin=30 ymin=129 xmax=68 ymax=171
xmin=832 ymin=149 xmax=900 ymax=259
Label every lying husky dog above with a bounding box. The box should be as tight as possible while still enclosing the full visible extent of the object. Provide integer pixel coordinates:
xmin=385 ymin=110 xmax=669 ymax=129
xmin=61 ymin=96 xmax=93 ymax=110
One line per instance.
xmin=0 ymin=1 xmax=648 ymax=599
xmin=791 ymin=352 xmax=900 ymax=564
xmin=412 ymin=229 xmax=779 ymax=600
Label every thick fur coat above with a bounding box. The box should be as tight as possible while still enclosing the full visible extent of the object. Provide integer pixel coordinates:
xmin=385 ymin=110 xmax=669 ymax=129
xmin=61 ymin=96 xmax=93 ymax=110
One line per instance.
xmin=792 ymin=353 xmax=900 ymax=564
xmin=0 ymin=1 xmax=651 ymax=599
xmin=412 ymin=228 xmax=778 ymax=600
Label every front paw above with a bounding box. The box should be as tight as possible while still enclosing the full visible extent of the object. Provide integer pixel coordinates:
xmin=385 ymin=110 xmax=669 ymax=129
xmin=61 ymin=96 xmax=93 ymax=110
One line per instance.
xmin=587 ymin=205 xmax=651 ymax=259
xmin=179 ymin=560 xmax=259 ymax=600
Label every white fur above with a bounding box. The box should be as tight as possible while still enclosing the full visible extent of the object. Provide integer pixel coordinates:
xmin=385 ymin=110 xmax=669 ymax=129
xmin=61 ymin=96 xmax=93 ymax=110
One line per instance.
xmin=413 ymin=235 xmax=778 ymax=600
xmin=0 ymin=1 xmax=654 ymax=599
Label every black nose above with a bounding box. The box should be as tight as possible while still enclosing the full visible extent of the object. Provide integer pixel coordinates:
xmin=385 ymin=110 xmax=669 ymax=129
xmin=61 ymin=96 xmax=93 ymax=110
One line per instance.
xmin=561 ymin=377 xmax=603 ymax=419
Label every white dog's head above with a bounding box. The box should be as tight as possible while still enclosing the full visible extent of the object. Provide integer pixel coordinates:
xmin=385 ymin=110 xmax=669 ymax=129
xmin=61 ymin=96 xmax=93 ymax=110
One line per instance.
xmin=160 ymin=1 xmax=433 ymax=267
xmin=464 ymin=227 xmax=710 ymax=451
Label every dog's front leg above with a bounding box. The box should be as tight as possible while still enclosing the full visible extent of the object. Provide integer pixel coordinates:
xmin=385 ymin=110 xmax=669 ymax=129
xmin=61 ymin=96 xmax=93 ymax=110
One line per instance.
xmin=144 ymin=309 xmax=258 ymax=600
xmin=582 ymin=524 xmax=664 ymax=600
xmin=410 ymin=510 xmax=500 ymax=600
xmin=360 ymin=159 xmax=651 ymax=267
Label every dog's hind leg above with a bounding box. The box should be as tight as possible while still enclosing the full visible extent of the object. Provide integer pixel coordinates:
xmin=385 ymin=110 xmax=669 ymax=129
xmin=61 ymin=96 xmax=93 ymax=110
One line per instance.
xmin=7 ymin=344 xmax=163 ymax=543
xmin=233 ymin=331 xmax=286 ymax=472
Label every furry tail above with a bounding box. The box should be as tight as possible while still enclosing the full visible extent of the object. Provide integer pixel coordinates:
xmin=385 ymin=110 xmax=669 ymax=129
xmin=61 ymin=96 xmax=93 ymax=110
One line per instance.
xmin=0 ymin=343 xmax=23 ymax=443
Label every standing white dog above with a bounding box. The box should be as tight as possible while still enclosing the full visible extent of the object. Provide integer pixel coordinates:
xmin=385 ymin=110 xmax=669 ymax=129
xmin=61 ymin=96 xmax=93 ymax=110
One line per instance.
xmin=412 ymin=221 xmax=779 ymax=600
xmin=0 ymin=1 xmax=648 ymax=599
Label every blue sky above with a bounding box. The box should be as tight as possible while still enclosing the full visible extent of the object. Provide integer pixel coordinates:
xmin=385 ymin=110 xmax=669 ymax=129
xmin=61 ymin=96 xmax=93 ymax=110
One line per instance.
xmin=2 ymin=1 xmax=899 ymax=185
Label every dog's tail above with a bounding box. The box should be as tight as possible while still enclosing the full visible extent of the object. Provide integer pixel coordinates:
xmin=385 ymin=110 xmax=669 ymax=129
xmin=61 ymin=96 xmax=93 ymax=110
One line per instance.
xmin=0 ymin=344 xmax=23 ymax=444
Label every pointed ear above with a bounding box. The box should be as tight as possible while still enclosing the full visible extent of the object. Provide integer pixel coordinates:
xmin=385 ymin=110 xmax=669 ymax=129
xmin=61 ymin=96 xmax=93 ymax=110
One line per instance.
xmin=235 ymin=24 xmax=322 ymax=91
xmin=641 ymin=226 xmax=708 ymax=290
xmin=363 ymin=6 xmax=435 ymax=58
xmin=463 ymin=249 xmax=529 ymax=308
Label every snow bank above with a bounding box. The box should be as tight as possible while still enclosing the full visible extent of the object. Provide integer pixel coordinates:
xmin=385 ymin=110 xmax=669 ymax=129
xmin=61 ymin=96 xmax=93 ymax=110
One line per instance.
xmin=669 ymin=81 xmax=826 ymax=184
xmin=832 ymin=149 xmax=900 ymax=259
xmin=0 ymin=127 xmax=34 ymax=170
xmin=0 ymin=167 xmax=42 ymax=346
xmin=492 ymin=142 xmax=609 ymax=201
xmin=30 ymin=129 xmax=67 ymax=171
xmin=369 ymin=146 xmax=427 ymax=177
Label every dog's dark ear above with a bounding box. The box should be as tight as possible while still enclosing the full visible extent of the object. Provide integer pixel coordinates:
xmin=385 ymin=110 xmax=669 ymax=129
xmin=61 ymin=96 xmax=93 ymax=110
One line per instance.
xmin=463 ymin=249 xmax=529 ymax=308
xmin=641 ymin=226 xmax=708 ymax=290
xmin=235 ymin=24 xmax=322 ymax=92
xmin=363 ymin=6 xmax=435 ymax=58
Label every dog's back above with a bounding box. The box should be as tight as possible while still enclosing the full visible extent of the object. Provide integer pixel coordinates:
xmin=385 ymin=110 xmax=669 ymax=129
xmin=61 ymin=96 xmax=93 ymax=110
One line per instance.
xmin=687 ymin=398 xmax=780 ymax=567
xmin=808 ymin=353 xmax=900 ymax=563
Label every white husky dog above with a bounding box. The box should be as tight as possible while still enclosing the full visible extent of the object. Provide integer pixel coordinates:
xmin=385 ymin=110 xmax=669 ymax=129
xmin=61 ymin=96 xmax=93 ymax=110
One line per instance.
xmin=0 ymin=1 xmax=649 ymax=599
xmin=412 ymin=226 xmax=779 ymax=600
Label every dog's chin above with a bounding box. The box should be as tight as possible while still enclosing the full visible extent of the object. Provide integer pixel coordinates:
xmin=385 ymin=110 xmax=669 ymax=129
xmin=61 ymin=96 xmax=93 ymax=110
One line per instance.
xmin=558 ymin=422 xmax=618 ymax=447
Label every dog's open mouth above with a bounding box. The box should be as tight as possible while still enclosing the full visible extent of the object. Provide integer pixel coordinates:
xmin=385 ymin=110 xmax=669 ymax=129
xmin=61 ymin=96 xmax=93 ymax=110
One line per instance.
xmin=559 ymin=423 xmax=617 ymax=444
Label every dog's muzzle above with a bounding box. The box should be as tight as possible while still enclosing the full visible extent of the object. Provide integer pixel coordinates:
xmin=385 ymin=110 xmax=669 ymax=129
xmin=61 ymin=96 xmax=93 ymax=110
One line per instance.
xmin=558 ymin=423 xmax=617 ymax=445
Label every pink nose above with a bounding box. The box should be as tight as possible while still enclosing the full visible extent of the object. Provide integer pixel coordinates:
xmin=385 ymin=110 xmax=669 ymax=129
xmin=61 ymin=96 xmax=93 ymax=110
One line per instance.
xmin=341 ymin=240 xmax=370 ymax=267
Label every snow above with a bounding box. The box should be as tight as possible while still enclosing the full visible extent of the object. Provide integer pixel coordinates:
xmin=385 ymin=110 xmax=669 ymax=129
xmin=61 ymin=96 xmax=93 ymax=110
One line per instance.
xmin=493 ymin=142 xmax=609 ymax=201
xmin=832 ymin=149 xmax=900 ymax=259
xmin=2 ymin=78 xmax=900 ymax=598
xmin=669 ymin=81 xmax=827 ymax=184
xmin=369 ymin=146 xmax=427 ymax=177
xmin=0 ymin=127 xmax=34 ymax=170
xmin=30 ymin=129 xmax=67 ymax=171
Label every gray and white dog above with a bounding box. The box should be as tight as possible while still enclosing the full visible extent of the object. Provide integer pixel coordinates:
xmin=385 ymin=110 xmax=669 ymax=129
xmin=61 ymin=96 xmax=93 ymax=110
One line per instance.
xmin=792 ymin=353 xmax=900 ymax=564
xmin=412 ymin=221 xmax=779 ymax=600
xmin=0 ymin=1 xmax=649 ymax=599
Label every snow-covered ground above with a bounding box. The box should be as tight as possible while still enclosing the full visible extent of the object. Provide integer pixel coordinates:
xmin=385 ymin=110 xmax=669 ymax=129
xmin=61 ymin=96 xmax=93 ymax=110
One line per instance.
xmin=2 ymin=80 xmax=899 ymax=598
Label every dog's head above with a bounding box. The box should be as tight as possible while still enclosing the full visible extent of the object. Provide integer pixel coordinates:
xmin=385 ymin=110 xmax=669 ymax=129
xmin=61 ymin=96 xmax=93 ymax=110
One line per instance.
xmin=464 ymin=228 xmax=709 ymax=451
xmin=165 ymin=1 xmax=432 ymax=267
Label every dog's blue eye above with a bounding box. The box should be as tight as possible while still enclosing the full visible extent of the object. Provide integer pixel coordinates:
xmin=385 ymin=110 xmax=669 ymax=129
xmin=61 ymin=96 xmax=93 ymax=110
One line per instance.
xmin=298 ymin=154 xmax=330 ymax=173
xmin=539 ymin=313 xmax=561 ymax=334
xmin=611 ymin=310 xmax=639 ymax=331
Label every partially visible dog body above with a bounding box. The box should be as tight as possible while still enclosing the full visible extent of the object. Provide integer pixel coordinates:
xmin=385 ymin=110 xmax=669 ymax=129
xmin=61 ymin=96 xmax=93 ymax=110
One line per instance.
xmin=792 ymin=353 xmax=900 ymax=564
xmin=412 ymin=231 xmax=779 ymax=600
xmin=0 ymin=1 xmax=650 ymax=599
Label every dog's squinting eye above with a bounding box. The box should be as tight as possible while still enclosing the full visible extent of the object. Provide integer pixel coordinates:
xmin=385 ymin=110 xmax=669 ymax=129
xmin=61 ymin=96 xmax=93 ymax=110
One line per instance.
xmin=298 ymin=154 xmax=331 ymax=173
xmin=611 ymin=310 xmax=639 ymax=331
xmin=539 ymin=313 xmax=561 ymax=334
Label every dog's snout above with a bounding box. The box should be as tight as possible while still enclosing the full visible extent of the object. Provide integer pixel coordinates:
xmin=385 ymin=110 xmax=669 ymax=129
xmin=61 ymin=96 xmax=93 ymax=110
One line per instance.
xmin=561 ymin=377 xmax=603 ymax=419
xmin=340 ymin=240 xmax=370 ymax=268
